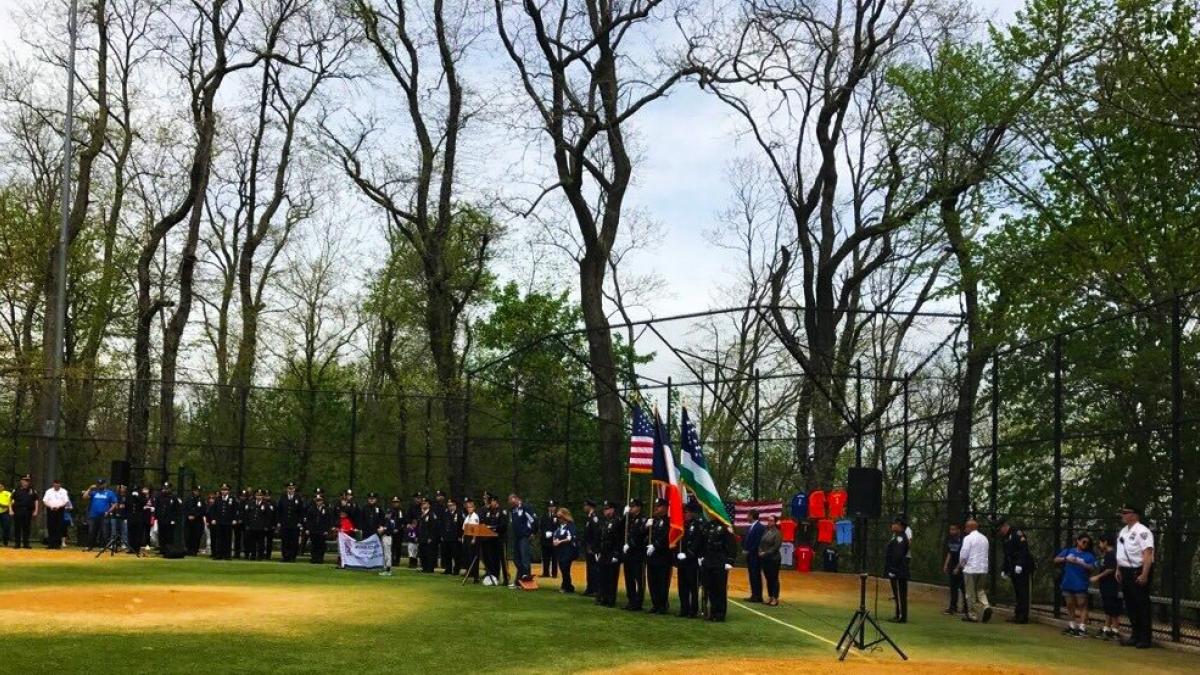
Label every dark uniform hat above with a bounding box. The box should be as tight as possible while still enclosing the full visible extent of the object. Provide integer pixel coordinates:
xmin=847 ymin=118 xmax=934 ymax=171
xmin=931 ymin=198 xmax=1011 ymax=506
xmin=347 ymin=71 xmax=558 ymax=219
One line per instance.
xmin=547 ymin=499 xmax=558 ymax=508
xmin=1117 ymin=502 xmax=1144 ymax=516
xmin=219 ymin=483 xmax=231 ymax=490
xmin=685 ymin=500 xmax=702 ymax=514
xmin=190 ymin=484 xmax=201 ymax=491
xmin=97 ymin=478 xmax=107 ymax=485
xmin=654 ymin=497 xmax=668 ymax=507
xmin=435 ymin=489 xmax=446 ymax=498
xmin=893 ymin=514 xmax=907 ymax=526
xmin=602 ymin=499 xmax=617 ymax=509
xmin=345 ymin=488 xmax=354 ymax=497
xmin=254 ymin=489 xmax=264 ymax=497
xmin=314 ymin=493 xmax=325 ymax=501
xmin=19 ymin=474 xmax=31 ymax=481
xmin=390 ymin=496 xmax=402 ymax=504
xmin=285 ymin=481 xmax=297 ymax=488
xmin=628 ymin=498 xmax=643 ymax=508
xmin=162 ymin=482 xmax=172 ymax=489
xmin=584 ymin=499 xmax=596 ymax=507
xmin=314 ymin=487 xmax=324 ymax=495
xmin=368 ymin=491 xmax=379 ymax=499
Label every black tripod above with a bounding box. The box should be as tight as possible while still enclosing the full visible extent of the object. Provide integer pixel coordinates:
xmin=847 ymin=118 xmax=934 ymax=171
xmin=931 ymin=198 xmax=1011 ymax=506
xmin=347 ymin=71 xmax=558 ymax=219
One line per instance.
xmin=835 ymin=517 xmax=906 ymax=661
xmin=95 ymin=518 xmax=140 ymax=559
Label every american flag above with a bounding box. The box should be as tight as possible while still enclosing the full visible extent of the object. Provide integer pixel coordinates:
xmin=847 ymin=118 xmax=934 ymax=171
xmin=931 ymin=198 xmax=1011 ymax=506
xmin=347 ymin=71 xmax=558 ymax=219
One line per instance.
xmin=733 ymin=500 xmax=784 ymax=529
xmin=628 ymin=405 xmax=654 ymax=474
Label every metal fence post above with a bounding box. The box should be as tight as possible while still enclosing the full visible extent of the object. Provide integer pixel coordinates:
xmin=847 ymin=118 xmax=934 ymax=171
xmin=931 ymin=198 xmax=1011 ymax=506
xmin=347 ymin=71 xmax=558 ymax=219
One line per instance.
xmin=1053 ymin=335 xmax=1064 ymax=619
xmin=991 ymin=353 xmax=1000 ymax=521
xmin=902 ymin=373 xmax=910 ymax=517
xmin=237 ymin=386 xmax=248 ymax=491
xmin=1170 ymin=295 xmax=1183 ymax=642
xmin=424 ymin=397 xmax=433 ymax=488
xmin=855 ymin=361 xmax=863 ymax=468
xmin=564 ymin=394 xmax=572 ymax=504
xmin=753 ymin=369 xmax=760 ymax=501
xmin=462 ymin=374 xmax=472 ymax=496
xmin=349 ymin=390 xmax=358 ymax=490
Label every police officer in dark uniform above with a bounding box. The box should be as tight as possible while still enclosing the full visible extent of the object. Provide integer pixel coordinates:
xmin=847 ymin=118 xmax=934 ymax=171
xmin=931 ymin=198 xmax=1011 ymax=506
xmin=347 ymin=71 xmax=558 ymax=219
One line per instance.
xmin=676 ymin=501 xmax=704 ymax=618
xmin=388 ymin=496 xmax=405 ymax=567
xmin=305 ymin=492 xmax=334 ymax=564
xmin=183 ymin=485 xmax=206 ymax=555
xmin=622 ymin=498 xmax=648 ymax=611
xmin=700 ymin=517 xmax=737 ymax=621
xmin=481 ymin=493 xmax=507 ymax=584
xmin=245 ymin=489 xmax=273 ymax=560
xmin=440 ymin=497 xmax=464 ymax=575
xmin=581 ymin=499 xmax=601 ymax=596
xmin=417 ymin=497 xmax=440 ymax=573
xmin=998 ymin=518 xmax=1035 ymax=624
xmin=359 ymin=492 xmax=387 ymax=542
xmin=232 ymin=489 xmax=249 ymax=558
xmin=276 ymin=482 xmax=305 ymax=562
xmin=127 ymin=484 xmax=147 ymax=552
xmin=11 ymin=474 xmax=39 ymax=549
xmin=646 ymin=497 xmax=675 ymax=614
xmin=263 ymin=489 xmax=277 ymax=559
xmin=155 ymin=483 xmax=183 ymax=551
xmin=597 ymin=500 xmax=625 ymax=608
xmin=540 ymin=500 xmax=559 ymax=579
xmin=208 ymin=483 xmax=237 ymax=560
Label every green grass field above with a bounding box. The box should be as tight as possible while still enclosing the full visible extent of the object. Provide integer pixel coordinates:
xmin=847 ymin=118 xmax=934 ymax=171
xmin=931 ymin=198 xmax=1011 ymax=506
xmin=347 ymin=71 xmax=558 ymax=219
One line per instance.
xmin=3 ymin=550 xmax=1196 ymax=674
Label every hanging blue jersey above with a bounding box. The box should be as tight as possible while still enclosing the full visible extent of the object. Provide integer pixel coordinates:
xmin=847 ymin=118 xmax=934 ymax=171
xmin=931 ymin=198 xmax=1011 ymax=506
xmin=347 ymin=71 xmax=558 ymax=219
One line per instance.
xmin=789 ymin=492 xmax=808 ymax=519
xmin=835 ymin=519 xmax=854 ymax=545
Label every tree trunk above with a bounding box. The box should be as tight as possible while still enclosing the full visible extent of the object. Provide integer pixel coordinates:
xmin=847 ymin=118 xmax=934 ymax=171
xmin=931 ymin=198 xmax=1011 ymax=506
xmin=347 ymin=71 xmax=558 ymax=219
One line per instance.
xmin=580 ymin=252 xmax=623 ymax=500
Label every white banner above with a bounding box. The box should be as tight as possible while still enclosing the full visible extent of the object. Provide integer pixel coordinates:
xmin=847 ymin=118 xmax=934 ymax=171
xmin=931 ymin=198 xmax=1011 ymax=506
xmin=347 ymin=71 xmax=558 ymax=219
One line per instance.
xmin=337 ymin=533 xmax=386 ymax=570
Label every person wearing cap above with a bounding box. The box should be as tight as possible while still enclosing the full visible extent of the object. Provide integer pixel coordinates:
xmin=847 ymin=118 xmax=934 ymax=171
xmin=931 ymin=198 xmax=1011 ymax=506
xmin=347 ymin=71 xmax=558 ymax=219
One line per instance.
xmin=955 ymin=517 xmax=993 ymax=623
xmin=417 ymin=497 xmax=440 ymax=573
xmin=277 ymin=482 xmax=305 ymax=563
xmin=232 ymin=489 xmax=250 ymax=559
xmin=183 ymin=485 xmax=206 ymax=556
xmin=646 ymin=497 xmax=674 ymax=613
xmin=387 ymin=497 xmax=406 ymax=568
xmin=208 ymin=484 xmax=237 ymax=560
xmin=360 ymin=492 xmax=387 ymax=545
xmin=596 ymin=500 xmax=625 ymax=607
xmin=154 ymin=483 xmax=183 ymax=552
xmin=10 ymin=475 xmax=38 ymax=549
xmin=338 ymin=490 xmax=360 ymax=530
xmin=439 ymin=497 xmax=464 ymax=575
xmin=581 ymin=499 xmax=601 ymax=597
xmin=552 ymin=507 xmax=578 ymax=593
xmin=699 ymin=515 xmax=737 ymax=621
xmin=133 ymin=485 xmax=153 ymax=552
xmin=480 ymin=494 xmax=506 ymax=584
xmin=508 ymin=493 xmax=536 ymax=586
xmin=82 ymin=479 xmax=116 ymax=550
xmin=306 ymin=493 xmax=335 ymax=564
xmin=1115 ymin=503 xmax=1154 ymax=648
xmin=263 ymin=489 xmax=278 ymax=559
xmin=676 ymin=500 xmax=704 ymax=618
xmin=244 ymin=489 xmax=272 ymax=560
xmin=885 ymin=516 xmax=911 ymax=623
xmin=42 ymin=478 xmax=71 ymax=549
xmin=539 ymin=500 xmax=559 ymax=580
xmin=377 ymin=498 xmax=400 ymax=576
xmin=622 ymin=498 xmax=648 ymax=611
xmin=758 ymin=514 xmax=783 ymax=607
xmin=997 ymin=518 xmax=1035 ymax=624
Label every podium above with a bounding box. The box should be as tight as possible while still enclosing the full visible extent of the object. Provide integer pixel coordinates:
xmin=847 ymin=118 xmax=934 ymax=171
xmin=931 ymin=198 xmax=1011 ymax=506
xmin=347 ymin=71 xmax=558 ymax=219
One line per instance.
xmin=462 ymin=523 xmax=498 ymax=586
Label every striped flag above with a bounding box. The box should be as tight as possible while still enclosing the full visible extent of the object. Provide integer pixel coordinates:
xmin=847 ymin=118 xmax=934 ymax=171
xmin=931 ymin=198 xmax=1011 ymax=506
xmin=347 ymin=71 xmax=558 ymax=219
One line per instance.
xmin=651 ymin=409 xmax=684 ymax=547
xmin=628 ymin=405 xmax=654 ymax=474
xmin=733 ymin=500 xmax=783 ymax=529
xmin=679 ymin=408 xmax=731 ymax=527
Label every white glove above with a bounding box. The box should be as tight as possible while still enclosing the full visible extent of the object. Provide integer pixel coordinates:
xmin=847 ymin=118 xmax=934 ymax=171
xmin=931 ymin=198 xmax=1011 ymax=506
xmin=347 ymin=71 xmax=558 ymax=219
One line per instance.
xmin=724 ymin=563 xmax=733 ymax=571
xmin=623 ymin=544 xmax=630 ymax=553
xmin=1015 ymin=566 xmax=1023 ymax=575
xmin=646 ymin=545 xmax=655 ymax=556
xmin=611 ymin=557 xmax=619 ymax=564
xmin=623 ymin=505 xmax=631 ymax=515
xmin=887 ymin=572 xmax=895 ymax=578
xmin=677 ymin=552 xmax=687 ymax=561
xmin=594 ymin=554 xmax=600 ymax=562
xmin=1001 ymin=571 xmax=1008 ymax=579
xmin=698 ymin=557 xmax=704 ymax=566
xmin=544 ymin=531 xmax=552 ymax=538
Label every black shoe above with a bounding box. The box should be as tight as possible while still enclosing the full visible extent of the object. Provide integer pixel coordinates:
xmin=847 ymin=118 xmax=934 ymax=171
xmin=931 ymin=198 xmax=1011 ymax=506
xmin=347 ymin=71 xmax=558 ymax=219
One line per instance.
xmin=1136 ymin=643 xmax=1152 ymax=649
xmin=744 ymin=596 xmax=763 ymax=603
xmin=981 ymin=607 xmax=993 ymax=623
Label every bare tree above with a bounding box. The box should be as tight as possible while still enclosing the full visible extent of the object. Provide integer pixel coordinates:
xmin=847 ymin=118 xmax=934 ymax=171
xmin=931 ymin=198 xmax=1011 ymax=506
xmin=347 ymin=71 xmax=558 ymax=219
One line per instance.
xmin=494 ymin=0 xmax=700 ymax=497
xmin=327 ymin=0 xmax=496 ymax=497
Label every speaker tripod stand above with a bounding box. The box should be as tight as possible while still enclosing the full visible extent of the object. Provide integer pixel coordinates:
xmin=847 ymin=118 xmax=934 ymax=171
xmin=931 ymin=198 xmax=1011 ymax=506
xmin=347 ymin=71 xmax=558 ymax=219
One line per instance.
xmin=95 ymin=520 xmax=140 ymax=559
xmin=835 ymin=517 xmax=906 ymax=661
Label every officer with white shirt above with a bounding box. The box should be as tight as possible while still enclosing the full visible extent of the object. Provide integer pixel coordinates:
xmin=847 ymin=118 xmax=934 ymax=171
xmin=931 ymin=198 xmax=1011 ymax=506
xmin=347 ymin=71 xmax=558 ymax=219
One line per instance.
xmin=955 ymin=517 xmax=994 ymax=623
xmin=42 ymin=478 xmax=72 ymax=549
xmin=1115 ymin=503 xmax=1155 ymax=648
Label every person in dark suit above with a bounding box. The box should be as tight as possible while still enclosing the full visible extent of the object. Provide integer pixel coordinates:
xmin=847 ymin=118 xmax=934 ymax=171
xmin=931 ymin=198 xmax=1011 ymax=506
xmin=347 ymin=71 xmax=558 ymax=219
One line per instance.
xmin=552 ymin=507 xmax=578 ymax=593
xmin=676 ymin=501 xmax=704 ymax=618
xmin=540 ymin=500 xmax=559 ymax=579
xmin=581 ymin=500 xmax=601 ymax=596
xmin=701 ymin=519 xmax=738 ymax=621
xmin=886 ymin=516 xmax=911 ymax=623
xmin=741 ymin=509 xmax=765 ymax=603
xmin=646 ymin=497 xmax=675 ymax=614
xmin=998 ymin=518 xmax=1035 ymax=624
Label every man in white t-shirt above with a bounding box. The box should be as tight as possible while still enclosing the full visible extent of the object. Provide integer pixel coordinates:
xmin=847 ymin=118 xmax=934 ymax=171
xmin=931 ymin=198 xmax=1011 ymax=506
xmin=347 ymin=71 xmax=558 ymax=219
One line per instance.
xmin=42 ymin=478 xmax=72 ymax=549
xmin=954 ymin=517 xmax=993 ymax=623
xmin=1115 ymin=504 xmax=1155 ymax=648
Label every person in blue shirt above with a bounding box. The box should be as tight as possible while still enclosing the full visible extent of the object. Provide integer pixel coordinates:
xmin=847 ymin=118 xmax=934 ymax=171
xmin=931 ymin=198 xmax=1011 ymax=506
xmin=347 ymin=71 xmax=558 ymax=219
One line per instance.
xmin=1054 ymin=533 xmax=1097 ymax=637
xmin=741 ymin=510 xmax=765 ymax=603
xmin=508 ymin=493 xmax=536 ymax=585
xmin=82 ymin=479 xmax=117 ymax=550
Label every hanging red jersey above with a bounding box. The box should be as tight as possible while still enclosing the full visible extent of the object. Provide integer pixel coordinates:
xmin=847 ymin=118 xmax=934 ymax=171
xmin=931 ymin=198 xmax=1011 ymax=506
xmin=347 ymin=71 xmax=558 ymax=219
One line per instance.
xmin=780 ymin=518 xmax=796 ymax=542
xmin=816 ymin=518 xmax=835 ymax=544
xmin=795 ymin=545 xmax=814 ymax=573
xmin=808 ymin=490 xmax=826 ymax=519
xmin=828 ymin=489 xmax=847 ymax=518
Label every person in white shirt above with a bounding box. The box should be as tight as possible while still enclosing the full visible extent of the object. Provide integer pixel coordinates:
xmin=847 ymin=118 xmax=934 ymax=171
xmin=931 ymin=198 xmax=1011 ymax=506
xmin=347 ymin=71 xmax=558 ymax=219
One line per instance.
xmin=41 ymin=478 xmax=72 ymax=550
xmin=954 ymin=517 xmax=993 ymax=623
xmin=1115 ymin=503 xmax=1155 ymax=648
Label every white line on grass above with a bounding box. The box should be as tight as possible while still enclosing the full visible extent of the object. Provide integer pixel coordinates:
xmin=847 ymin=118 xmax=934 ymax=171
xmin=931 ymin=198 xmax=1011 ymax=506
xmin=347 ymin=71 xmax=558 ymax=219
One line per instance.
xmin=728 ymin=600 xmax=875 ymax=662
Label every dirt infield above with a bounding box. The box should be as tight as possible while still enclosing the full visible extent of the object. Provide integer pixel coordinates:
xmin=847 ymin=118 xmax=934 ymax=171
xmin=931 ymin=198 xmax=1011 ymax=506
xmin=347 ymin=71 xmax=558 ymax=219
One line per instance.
xmin=0 ymin=582 xmax=416 ymax=635
xmin=597 ymin=658 xmax=1051 ymax=675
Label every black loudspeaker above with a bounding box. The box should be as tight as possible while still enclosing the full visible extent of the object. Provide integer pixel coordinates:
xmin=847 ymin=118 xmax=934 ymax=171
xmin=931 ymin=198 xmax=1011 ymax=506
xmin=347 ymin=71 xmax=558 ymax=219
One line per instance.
xmin=110 ymin=460 xmax=131 ymax=487
xmin=846 ymin=467 xmax=882 ymax=519
xmin=161 ymin=543 xmax=187 ymax=559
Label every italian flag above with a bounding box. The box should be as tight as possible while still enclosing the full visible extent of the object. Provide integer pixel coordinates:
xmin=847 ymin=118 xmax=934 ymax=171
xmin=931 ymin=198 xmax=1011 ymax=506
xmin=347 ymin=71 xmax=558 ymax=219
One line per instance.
xmin=651 ymin=409 xmax=685 ymax=547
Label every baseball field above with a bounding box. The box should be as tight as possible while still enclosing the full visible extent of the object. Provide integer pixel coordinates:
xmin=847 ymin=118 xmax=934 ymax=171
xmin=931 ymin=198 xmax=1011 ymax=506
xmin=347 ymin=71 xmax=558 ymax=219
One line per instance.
xmin=4 ymin=548 xmax=1196 ymax=674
